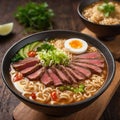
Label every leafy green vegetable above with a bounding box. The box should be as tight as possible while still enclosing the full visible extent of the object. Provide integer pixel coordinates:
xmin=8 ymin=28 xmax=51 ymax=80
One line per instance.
xmin=59 ymin=84 xmax=85 ymax=93
xmin=14 ymin=2 xmax=54 ymax=31
xmin=98 ymin=1 xmax=115 ymax=17
xmin=11 ymin=53 xmax=23 ymax=62
xmin=37 ymin=43 xmax=56 ymax=51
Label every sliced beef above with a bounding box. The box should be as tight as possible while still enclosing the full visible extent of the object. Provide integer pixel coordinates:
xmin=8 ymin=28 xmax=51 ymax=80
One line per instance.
xmin=59 ymin=65 xmax=77 ymax=83
xmin=41 ymin=71 xmax=53 ymax=86
xmin=66 ymin=67 xmax=85 ymax=81
xmin=48 ymin=69 xmax=63 ymax=86
xmin=13 ymin=57 xmax=40 ymax=71
xmin=17 ymin=57 xmax=39 ymax=63
xmin=20 ymin=64 xmax=40 ymax=76
xmin=51 ymin=66 xmax=71 ymax=84
xmin=72 ymin=62 xmax=102 ymax=73
xmin=69 ymin=64 xmax=91 ymax=78
xmin=27 ymin=67 xmax=45 ymax=80
xmin=72 ymin=59 xmax=104 ymax=68
xmin=73 ymin=52 xmax=101 ymax=59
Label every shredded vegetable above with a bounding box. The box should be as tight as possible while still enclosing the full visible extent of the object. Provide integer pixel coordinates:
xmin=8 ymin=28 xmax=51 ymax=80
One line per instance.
xmin=37 ymin=43 xmax=69 ymax=66
xmin=37 ymin=49 xmax=69 ymax=66
xmin=59 ymin=84 xmax=85 ymax=93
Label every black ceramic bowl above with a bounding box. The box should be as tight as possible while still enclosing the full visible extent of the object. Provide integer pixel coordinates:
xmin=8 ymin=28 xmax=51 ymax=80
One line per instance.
xmin=1 ymin=30 xmax=115 ymax=116
xmin=77 ymin=0 xmax=120 ymax=38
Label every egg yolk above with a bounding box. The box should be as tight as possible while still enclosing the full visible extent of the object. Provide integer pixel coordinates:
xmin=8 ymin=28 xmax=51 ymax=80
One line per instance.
xmin=69 ymin=40 xmax=83 ymax=49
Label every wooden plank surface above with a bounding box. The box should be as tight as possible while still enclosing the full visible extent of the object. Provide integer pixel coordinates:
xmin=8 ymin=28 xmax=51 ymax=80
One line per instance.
xmin=0 ymin=0 xmax=120 ymax=120
xmin=81 ymin=28 xmax=120 ymax=60
xmin=0 ymin=1 xmax=84 ymax=120
xmin=13 ymin=62 xmax=120 ymax=120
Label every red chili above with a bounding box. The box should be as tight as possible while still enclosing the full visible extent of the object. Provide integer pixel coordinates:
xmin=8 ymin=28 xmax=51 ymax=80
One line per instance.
xmin=51 ymin=91 xmax=58 ymax=101
xmin=13 ymin=72 xmax=23 ymax=82
xmin=31 ymin=93 xmax=36 ymax=99
xmin=28 ymin=51 xmax=36 ymax=57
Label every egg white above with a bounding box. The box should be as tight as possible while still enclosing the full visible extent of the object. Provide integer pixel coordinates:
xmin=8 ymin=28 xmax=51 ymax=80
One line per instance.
xmin=13 ymin=80 xmax=25 ymax=93
xmin=64 ymin=38 xmax=88 ymax=54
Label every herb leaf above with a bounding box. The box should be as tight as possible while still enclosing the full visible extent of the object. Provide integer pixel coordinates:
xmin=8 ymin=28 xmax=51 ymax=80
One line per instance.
xmin=11 ymin=53 xmax=23 ymax=62
xmin=37 ymin=43 xmax=56 ymax=51
xmin=98 ymin=2 xmax=115 ymax=17
xmin=14 ymin=2 xmax=54 ymax=31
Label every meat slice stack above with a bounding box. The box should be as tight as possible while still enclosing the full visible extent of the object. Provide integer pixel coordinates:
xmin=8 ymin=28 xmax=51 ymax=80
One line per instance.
xmin=51 ymin=66 xmax=71 ymax=84
xmin=71 ymin=52 xmax=104 ymax=74
xmin=41 ymin=71 xmax=53 ymax=86
xmin=47 ymin=69 xmax=63 ymax=86
xmin=12 ymin=57 xmax=40 ymax=71
xmin=27 ymin=67 xmax=45 ymax=80
xmin=12 ymin=57 xmax=43 ymax=80
xmin=73 ymin=52 xmax=102 ymax=59
xmin=12 ymin=52 xmax=105 ymax=86
xmin=58 ymin=65 xmax=77 ymax=83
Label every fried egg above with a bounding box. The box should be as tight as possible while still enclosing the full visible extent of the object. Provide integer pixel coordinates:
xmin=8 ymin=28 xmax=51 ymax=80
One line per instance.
xmin=64 ymin=38 xmax=88 ymax=54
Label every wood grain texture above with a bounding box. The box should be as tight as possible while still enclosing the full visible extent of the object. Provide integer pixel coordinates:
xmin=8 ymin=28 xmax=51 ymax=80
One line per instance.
xmin=0 ymin=0 xmax=120 ymax=120
xmin=13 ymin=62 xmax=120 ymax=120
xmin=0 ymin=1 xmax=84 ymax=120
xmin=82 ymin=28 xmax=120 ymax=60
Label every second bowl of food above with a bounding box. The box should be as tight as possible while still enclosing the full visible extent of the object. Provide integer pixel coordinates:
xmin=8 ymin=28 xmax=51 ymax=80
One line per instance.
xmin=77 ymin=0 xmax=120 ymax=37
xmin=1 ymin=30 xmax=115 ymax=116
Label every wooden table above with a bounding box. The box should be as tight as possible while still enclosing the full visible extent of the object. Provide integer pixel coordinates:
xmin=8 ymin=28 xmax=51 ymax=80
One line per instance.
xmin=0 ymin=0 xmax=120 ymax=120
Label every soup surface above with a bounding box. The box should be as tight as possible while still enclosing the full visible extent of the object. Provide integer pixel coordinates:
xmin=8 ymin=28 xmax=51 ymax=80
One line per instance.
xmin=10 ymin=38 xmax=107 ymax=105
xmin=82 ymin=1 xmax=120 ymax=25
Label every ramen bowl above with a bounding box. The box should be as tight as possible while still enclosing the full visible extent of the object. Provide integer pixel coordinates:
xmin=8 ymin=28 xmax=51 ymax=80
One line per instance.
xmin=1 ymin=30 xmax=115 ymax=116
xmin=77 ymin=0 xmax=120 ymax=38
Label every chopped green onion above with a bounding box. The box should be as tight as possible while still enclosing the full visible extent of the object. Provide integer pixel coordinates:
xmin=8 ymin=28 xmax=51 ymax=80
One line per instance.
xmin=98 ymin=2 xmax=115 ymax=17
xmin=37 ymin=43 xmax=69 ymax=66
xmin=79 ymin=84 xmax=85 ymax=89
xmin=59 ymin=84 xmax=85 ymax=93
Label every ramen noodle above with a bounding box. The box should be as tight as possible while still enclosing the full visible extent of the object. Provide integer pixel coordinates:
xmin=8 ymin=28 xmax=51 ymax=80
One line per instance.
xmin=82 ymin=1 xmax=120 ymax=25
xmin=10 ymin=38 xmax=107 ymax=105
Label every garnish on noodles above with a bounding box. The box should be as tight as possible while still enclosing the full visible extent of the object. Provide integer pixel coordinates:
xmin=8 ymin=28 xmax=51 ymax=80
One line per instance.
xmin=10 ymin=38 xmax=107 ymax=105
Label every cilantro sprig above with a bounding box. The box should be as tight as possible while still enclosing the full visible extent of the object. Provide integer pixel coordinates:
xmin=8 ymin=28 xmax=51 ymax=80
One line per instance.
xmin=98 ymin=1 xmax=115 ymax=17
xmin=14 ymin=2 xmax=54 ymax=31
xmin=11 ymin=53 xmax=23 ymax=62
xmin=37 ymin=43 xmax=56 ymax=52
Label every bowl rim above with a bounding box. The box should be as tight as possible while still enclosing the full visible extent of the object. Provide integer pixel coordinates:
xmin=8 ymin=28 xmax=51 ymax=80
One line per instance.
xmin=77 ymin=0 xmax=120 ymax=27
xmin=1 ymin=29 xmax=116 ymax=108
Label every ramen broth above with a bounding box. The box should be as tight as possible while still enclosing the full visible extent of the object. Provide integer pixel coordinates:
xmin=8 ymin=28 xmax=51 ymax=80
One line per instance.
xmin=82 ymin=1 xmax=120 ymax=25
xmin=10 ymin=38 xmax=107 ymax=105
